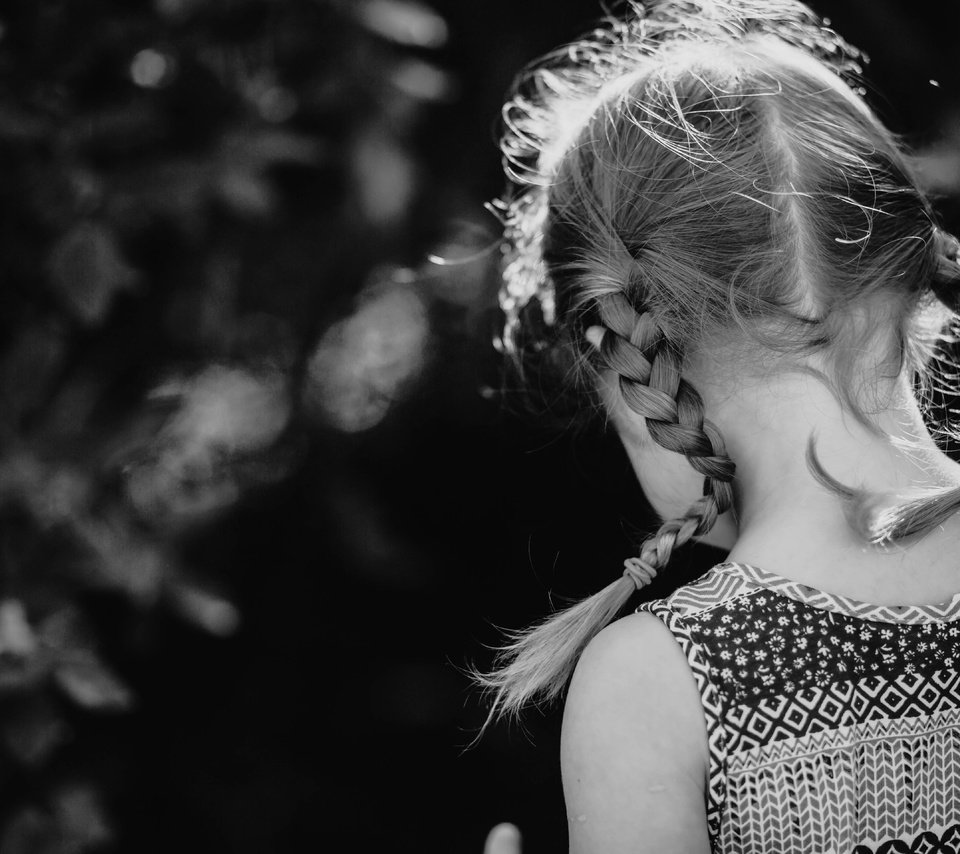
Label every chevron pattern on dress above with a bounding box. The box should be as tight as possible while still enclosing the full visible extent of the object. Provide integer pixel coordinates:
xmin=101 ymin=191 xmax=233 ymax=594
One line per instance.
xmin=727 ymin=708 xmax=960 ymax=774
xmin=727 ymin=563 xmax=960 ymax=624
xmin=719 ymin=716 xmax=960 ymax=853
xmin=724 ymin=670 xmax=960 ymax=754
xmin=665 ymin=567 xmax=756 ymax=617
xmin=639 ymin=563 xmax=960 ymax=852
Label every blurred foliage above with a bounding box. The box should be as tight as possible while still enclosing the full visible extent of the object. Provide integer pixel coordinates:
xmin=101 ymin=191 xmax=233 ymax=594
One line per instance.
xmin=0 ymin=0 xmax=957 ymax=852
xmin=0 ymin=0 xmax=472 ymax=849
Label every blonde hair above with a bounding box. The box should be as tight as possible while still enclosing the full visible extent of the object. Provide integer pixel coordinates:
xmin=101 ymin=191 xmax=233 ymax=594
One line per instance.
xmin=479 ymin=0 xmax=960 ymax=722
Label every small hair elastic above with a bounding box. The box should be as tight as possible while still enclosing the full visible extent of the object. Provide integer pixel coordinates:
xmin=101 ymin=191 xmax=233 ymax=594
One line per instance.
xmin=623 ymin=556 xmax=658 ymax=590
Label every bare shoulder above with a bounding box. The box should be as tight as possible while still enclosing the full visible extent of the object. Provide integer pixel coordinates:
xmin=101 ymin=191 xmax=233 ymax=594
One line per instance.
xmin=561 ymin=611 xmax=711 ymax=854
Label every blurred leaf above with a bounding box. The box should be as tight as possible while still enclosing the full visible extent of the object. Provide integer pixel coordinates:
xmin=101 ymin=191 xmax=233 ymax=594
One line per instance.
xmin=254 ymin=85 xmax=297 ymax=123
xmin=28 ymin=469 xmax=92 ymax=530
xmin=304 ymin=281 xmax=429 ymax=431
xmin=1 ymin=787 xmax=112 ymax=854
xmin=52 ymin=786 xmax=113 ymax=851
xmin=0 ymin=807 xmax=50 ymax=854
xmin=390 ymin=58 xmax=455 ymax=102
xmin=0 ymin=451 xmax=92 ymax=529
xmin=42 ymin=609 xmax=134 ymax=715
xmin=216 ymin=168 xmax=275 ymax=217
xmin=0 ymin=452 xmax=42 ymax=506
xmin=45 ymin=223 xmax=139 ymax=327
xmin=0 ymin=601 xmax=47 ymax=696
xmin=110 ymin=129 xmax=324 ymax=222
xmin=167 ymin=579 xmax=240 ymax=636
xmin=3 ymin=697 xmax=70 ymax=767
xmin=122 ymin=365 xmax=290 ymax=525
xmin=214 ymin=130 xmax=324 ymax=218
xmin=355 ymin=0 xmax=449 ymax=49
xmin=351 ymin=127 xmax=416 ymax=226
xmin=124 ymin=450 xmax=241 ymax=528
xmin=0 ymin=601 xmax=37 ymax=658
xmin=38 ymin=606 xmax=97 ymax=655
xmin=70 ymin=515 xmax=167 ymax=602
xmin=0 ymin=653 xmax=49 ymax=696
xmin=157 ymin=366 xmax=291 ymax=453
xmin=23 ymin=165 xmax=103 ymax=231
xmin=0 ymin=323 xmax=69 ymax=430
xmin=54 ymin=656 xmax=134 ymax=712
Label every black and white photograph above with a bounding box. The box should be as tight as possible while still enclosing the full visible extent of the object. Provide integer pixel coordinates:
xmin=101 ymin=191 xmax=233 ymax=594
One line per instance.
xmin=1 ymin=1 xmax=960 ymax=852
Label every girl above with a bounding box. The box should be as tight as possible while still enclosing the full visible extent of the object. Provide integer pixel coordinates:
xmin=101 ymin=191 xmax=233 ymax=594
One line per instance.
xmin=479 ymin=1 xmax=960 ymax=852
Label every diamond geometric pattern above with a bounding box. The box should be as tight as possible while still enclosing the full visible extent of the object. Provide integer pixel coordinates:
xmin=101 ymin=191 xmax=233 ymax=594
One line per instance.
xmin=725 ymin=670 xmax=960 ymax=754
xmin=637 ymin=562 xmax=960 ymax=853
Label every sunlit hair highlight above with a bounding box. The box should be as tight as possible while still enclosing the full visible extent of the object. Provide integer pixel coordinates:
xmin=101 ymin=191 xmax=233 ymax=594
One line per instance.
xmin=479 ymin=0 xmax=960 ymax=723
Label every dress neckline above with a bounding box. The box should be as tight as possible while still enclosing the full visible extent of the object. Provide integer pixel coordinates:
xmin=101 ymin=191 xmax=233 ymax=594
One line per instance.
xmin=715 ymin=561 xmax=960 ymax=624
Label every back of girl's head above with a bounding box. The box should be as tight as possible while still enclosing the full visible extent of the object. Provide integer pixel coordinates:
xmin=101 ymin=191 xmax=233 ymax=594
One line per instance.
xmin=505 ymin=1 xmax=957 ymax=411
xmin=551 ymin=39 xmax=931 ymax=354
xmin=480 ymin=0 xmax=960 ymax=722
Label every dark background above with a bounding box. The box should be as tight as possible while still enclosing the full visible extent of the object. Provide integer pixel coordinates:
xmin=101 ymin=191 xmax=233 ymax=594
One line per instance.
xmin=0 ymin=1 xmax=958 ymax=852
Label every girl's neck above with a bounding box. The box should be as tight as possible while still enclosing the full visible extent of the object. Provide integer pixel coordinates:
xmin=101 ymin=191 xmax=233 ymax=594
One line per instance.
xmin=717 ymin=370 xmax=960 ymax=604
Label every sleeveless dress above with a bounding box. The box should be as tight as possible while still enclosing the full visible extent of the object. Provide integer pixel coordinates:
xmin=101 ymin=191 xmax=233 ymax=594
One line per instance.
xmin=637 ymin=561 xmax=960 ymax=854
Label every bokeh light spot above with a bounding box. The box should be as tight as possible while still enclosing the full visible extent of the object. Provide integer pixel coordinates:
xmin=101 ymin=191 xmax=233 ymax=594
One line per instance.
xmin=130 ymin=49 xmax=174 ymax=88
xmin=391 ymin=59 xmax=454 ymax=102
xmin=305 ymin=283 xmax=429 ymax=432
xmin=352 ymin=130 xmax=415 ymax=225
xmin=356 ymin=0 xmax=448 ymax=49
xmin=257 ymin=86 xmax=298 ymax=123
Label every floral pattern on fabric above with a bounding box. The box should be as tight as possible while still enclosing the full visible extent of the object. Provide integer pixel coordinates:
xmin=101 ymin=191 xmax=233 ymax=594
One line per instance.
xmin=672 ymin=566 xmax=960 ymax=707
xmin=637 ymin=562 xmax=960 ymax=854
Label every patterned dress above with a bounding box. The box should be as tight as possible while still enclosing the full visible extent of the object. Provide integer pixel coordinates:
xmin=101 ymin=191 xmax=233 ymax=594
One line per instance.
xmin=637 ymin=561 xmax=960 ymax=854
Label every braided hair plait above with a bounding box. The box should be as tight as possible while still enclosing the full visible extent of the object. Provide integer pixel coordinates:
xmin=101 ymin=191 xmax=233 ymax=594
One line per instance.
xmin=474 ymin=296 xmax=737 ymax=725
xmin=598 ymin=293 xmax=735 ymax=572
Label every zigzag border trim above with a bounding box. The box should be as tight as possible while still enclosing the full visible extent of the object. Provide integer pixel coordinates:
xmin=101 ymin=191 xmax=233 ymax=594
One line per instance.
xmin=727 ymin=706 xmax=960 ymax=774
xmin=718 ymin=562 xmax=960 ymax=625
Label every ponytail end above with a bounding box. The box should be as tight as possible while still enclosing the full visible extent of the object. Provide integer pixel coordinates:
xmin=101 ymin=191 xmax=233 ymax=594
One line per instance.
xmin=473 ymin=573 xmax=639 ymax=731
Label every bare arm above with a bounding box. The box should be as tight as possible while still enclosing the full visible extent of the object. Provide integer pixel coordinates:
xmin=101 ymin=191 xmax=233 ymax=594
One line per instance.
xmin=561 ymin=612 xmax=712 ymax=854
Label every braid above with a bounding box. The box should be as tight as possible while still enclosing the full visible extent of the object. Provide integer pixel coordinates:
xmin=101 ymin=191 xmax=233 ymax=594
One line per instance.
xmin=597 ymin=292 xmax=735 ymax=574
xmin=480 ymin=0 xmax=957 ymax=727
xmin=475 ymin=291 xmax=738 ymax=724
